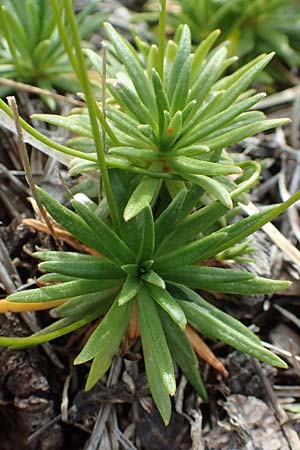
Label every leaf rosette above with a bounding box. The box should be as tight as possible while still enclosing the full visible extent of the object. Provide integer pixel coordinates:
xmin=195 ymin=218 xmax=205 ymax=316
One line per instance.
xmin=32 ymin=24 xmax=289 ymax=219
xmin=1 ymin=181 xmax=298 ymax=425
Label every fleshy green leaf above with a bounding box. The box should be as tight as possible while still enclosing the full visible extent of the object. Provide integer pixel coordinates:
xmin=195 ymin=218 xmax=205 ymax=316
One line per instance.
xmin=141 ymin=270 xmax=165 ymax=289
xmin=202 ymin=118 xmax=290 ymax=151
xmin=55 ymin=288 xmax=117 ymax=318
xmin=164 ymin=265 xmax=290 ymax=294
xmin=108 ymin=81 xmax=157 ymax=129
xmin=32 ymin=113 xmax=93 ymax=138
xmin=153 ymin=232 xmax=227 ymax=271
xmin=189 ymin=46 xmax=228 ymax=104
xmin=160 ymin=309 xmax=207 ymax=399
xmin=117 ymin=274 xmax=140 ymax=305
xmin=167 ymin=24 xmax=191 ymax=103
xmin=176 ymin=92 xmax=266 ymax=148
xmin=211 ymin=53 xmax=275 ymax=115
xmin=38 ymin=256 xmax=124 ymax=280
xmin=154 ymin=189 xmax=187 ymax=249
xmin=7 ymin=279 xmax=119 ymax=303
xmin=72 ymin=199 xmax=135 ymax=264
xmin=151 ymin=68 xmax=170 ymax=136
xmin=36 ymin=187 xmax=107 ymax=254
xmin=169 ymin=156 xmax=242 ymax=176
xmin=169 ymin=283 xmax=261 ymax=345
xmin=179 ymin=300 xmax=287 ymax=368
xmin=191 ymin=29 xmax=221 ymax=82
xmin=0 ymin=312 xmax=99 ymax=349
xmin=184 ymin=173 xmax=233 ymax=209
xmin=74 ymin=297 xmax=132 ymax=365
xmin=104 ymin=22 xmax=156 ymax=113
xmin=137 ymin=206 xmax=155 ymax=263
xmin=137 ymin=287 xmax=176 ymax=395
xmin=124 ymin=163 xmax=163 ymax=221
xmin=146 ymin=284 xmax=187 ymax=330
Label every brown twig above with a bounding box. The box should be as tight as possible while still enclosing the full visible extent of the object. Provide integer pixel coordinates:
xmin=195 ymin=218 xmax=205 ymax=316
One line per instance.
xmin=7 ymin=96 xmax=60 ymax=246
xmin=0 ymin=77 xmax=85 ymax=107
xmin=252 ymin=359 xmax=300 ymax=450
xmin=22 ymin=218 xmax=100 ymax=255
xmin=186 ymin=325 xmax=228 ymax=377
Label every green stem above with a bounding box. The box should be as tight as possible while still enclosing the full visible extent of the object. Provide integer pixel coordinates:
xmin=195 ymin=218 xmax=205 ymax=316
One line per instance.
xmin=94 ymin=102 xmax=120 ymax=146
xmin=158 ymin=0 xmax=167 ymax=81
xmin=60 ymin=0 xmax=119 ymax=231
xmin=232 ymin=161 xmax=261 ymax=199
xmin=0 ymin=6 xmax=21 ymax=76
xmin=50 ymin=0 xmax=80 ymax=80
xmin=0 ymin=98 xmax=97 ymax=162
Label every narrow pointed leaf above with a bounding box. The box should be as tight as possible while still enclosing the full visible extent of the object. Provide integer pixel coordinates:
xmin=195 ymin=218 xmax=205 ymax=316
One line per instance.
xmin=154 ymin=189 xmax=187 ymax=249
xmin=0 ymin=313 xmax=99 ymax=349
xmin=104 ymin=22 xmax=156 ymax=113
xmin=106 ymin=107 xmax=149 ymax=144
xmin=32 ymin=113 xmax=92 ymax=138
xmin=167 ymin=24 xmax=191 ymax=102
xmin=36 ymin=187 xmax=108 ymax=254
xmin=184 ymin=173 xmax=233 ymax=209
xmin=179 ymin=300 xmax=287 ymax=368
xmin=160 ymin=309 xmax=207 ymax=399
xmin=124 ymin=164 xmax=163 ymax=221
xmin=211 ymin=53 xmax=274 ymax=115
xmin=191 ymin=29 xmax=220 ymax=81
xmin=109 ymin=147 xmax=159 ymax=162
xmin=164 ymin=266 xmax=290 ymax=294
xmin=153 ymin=232 xmax=227 ymax=271
xmin=171 ymin=56 xmax=191 ymax=115
xmin=176 ymin=92 xmax=266 ymax=148
xmin=72 ymin=199 xmax=135 ymax=264
xmin=137 ymin=206 xmax=155 ymax=263
xmin=108 ymin=81 xmax=157 ymax=128
xmin=39 ymin=257 xmax=124 ymax=280
xmin=117 ymin=275 xmax=140 ymax=305
xmin=142 ymin=343 xmax=172 ymax=426
xmin=55 ymin=288 xmax=117 ymax=318
xmin=169 ymin=156 xmax=241 ymax=176
xmin=151 ymin=68 xmax=170 ymax=135
xmin=162 ymin=265 xmax=254 ymax=286
xmin=169 ymin=283 xmax=261 ymax=345
xmin=202 ymin=119 xmax=290 ymax=151
xmin=74 ymin=297 xmax=132 ymax=365
xmin=137 ymin=287 xmax=176 ymax=395
xmin=38 ymin=273 xmax=76 ymax=283
xmin=146 ymin=284 xmax=187 ymax=330
xmin=200 ymin=191 xmax=300 ymax=260
xmin=141 ymin=270 xmax=165 ymax=288
xmin=7 ymin=279 xmax=119 ymax=303
xmin=189 ymin=47 xmax=228 ymax=104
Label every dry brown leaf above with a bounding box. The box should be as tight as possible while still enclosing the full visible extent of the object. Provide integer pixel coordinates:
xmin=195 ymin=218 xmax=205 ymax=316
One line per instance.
xmin=186 ymin=324 xmax=228 ymax=377
xmin=23 ymin=218 xmax=100 ymax=255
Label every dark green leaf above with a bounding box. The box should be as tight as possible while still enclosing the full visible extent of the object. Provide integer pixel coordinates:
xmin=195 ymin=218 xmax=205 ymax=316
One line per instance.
xmin=146 ymin=284 xmax=187 ymax=330
xmin=137 ymin=206 xmax=155 ymax=263
xmin=7 ymin=279 xmax=119 ymax=303
xmin=36 ymin=187 xmax=107 ymax=254
xmin=72 ymin=199 xmax=135 ymax=264
xmin=74 ymin=297 xmax=132 ymax=365
xmin=137 ymin=287 xmax=176 ymax=395
xmin=160 ymin=309 xmax=207 ymax=399
xmin=179 ymin=300 xmax=287 ymax=368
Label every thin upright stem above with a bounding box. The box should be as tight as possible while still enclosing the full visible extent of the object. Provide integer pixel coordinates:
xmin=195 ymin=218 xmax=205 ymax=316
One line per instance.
xmin=7 ymin=96 xmax=60 ymax=246
xmin=50 ymin=0 xmax=80 ymax=80
xmin=0 ymin=6 xmax=21 ymax=75
xmin=158 ymin=0 xmax=167 ymax=81
xmin=58 ymin=0 xmax=119 ymax=231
